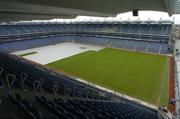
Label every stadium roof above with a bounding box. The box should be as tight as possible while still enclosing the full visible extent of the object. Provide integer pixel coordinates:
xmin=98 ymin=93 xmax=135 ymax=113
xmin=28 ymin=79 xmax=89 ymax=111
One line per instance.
xmin=0 ymin=0 xmax=179 ymax=21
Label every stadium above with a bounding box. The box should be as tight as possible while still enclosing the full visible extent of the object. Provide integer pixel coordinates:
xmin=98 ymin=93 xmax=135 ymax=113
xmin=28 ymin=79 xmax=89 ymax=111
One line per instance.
xmin=0 ymin=0 xmax=180 ymax=119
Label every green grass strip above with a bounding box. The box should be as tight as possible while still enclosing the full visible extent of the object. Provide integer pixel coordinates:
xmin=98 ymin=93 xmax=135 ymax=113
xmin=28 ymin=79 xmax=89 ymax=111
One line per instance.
xmin=159 ymin=57 xmax=170 ymax=107
xmin=20 ymin=52 xmax=37 ymax=56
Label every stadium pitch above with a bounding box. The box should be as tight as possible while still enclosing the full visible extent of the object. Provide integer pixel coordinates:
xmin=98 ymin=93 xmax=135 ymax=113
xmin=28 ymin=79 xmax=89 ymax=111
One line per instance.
xmin=47 ymin=48 xmax=170 ymax=107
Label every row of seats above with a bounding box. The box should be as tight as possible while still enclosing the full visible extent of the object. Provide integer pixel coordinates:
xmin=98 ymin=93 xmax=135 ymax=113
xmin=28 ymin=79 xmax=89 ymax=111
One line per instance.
xmin=0 ymin=52 xmax=158 ymax=119
xmin=0 ymin=35 xmax=172 ymax=54
xmin=36 ymin=95 xmax=157 ymax=119
xmin=0 ymin=22 xmax=172 ymax=55
xmin=75 ymin=36 xmax=171 ymax=54
xmin=0 ymin=51 xmax=112 ymax=100
xmin=0 ymin=36 xmax=69 ymax=52
xmin=8 ymin=93 xmax=43 ymax=119
xmin=0 ymin=23 xmax=172 ymax=36
xmin=0 ymin=23 xmax=172 ymax=37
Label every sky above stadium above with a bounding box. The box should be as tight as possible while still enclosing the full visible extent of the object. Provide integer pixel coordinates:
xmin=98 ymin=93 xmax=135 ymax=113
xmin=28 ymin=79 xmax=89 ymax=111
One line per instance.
xmin=75 ymin=11 xmax=180 ymax=24
xmin=31 ymin=11 xmax=180 ymax=24
xmin=117 ymin=11 xmax=180 ymax=24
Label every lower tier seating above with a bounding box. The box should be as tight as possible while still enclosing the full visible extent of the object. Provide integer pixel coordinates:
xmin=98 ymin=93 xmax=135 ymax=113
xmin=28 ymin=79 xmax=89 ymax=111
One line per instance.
xmin=0 ymin=52 xmax=158 ymax=119
xmin=0 ymin=35 xmax=172 ymax=54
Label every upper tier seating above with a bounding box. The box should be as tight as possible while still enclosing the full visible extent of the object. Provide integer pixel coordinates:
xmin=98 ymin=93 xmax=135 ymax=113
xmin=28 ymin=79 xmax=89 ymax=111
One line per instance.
xmin=0 ymin=22 xmax=173 ymax=55
xmin=0 ymin=23 xmax=172 ymax=38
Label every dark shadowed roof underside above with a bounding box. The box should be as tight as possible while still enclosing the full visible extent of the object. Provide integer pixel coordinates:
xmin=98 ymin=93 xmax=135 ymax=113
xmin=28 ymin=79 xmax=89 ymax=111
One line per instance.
xmin=0 ymin=0 xmax=179 ymax=21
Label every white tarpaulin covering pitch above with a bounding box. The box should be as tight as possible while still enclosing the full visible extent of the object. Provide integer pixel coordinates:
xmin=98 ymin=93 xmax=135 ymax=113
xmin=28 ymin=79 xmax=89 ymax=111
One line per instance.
xmin=12 ymin=42 xmax=104 ymax=65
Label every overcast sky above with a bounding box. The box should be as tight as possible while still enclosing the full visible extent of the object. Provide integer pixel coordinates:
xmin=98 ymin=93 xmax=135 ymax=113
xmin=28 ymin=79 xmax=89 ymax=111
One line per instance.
xmin=75 ymin=11 xmax=180 ymax=24
xmin=117 ymin=11 xmax=180 ymax=24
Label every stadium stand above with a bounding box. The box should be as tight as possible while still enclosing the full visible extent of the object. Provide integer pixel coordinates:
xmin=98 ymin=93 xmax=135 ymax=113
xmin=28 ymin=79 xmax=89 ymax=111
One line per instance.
xmin=0 ymin=22 xmax=173 ymax=54
xmin=0 ymin=51 xmax=158 ymax=119
xmin=0 ymin=21 xmax=174 ymax=119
